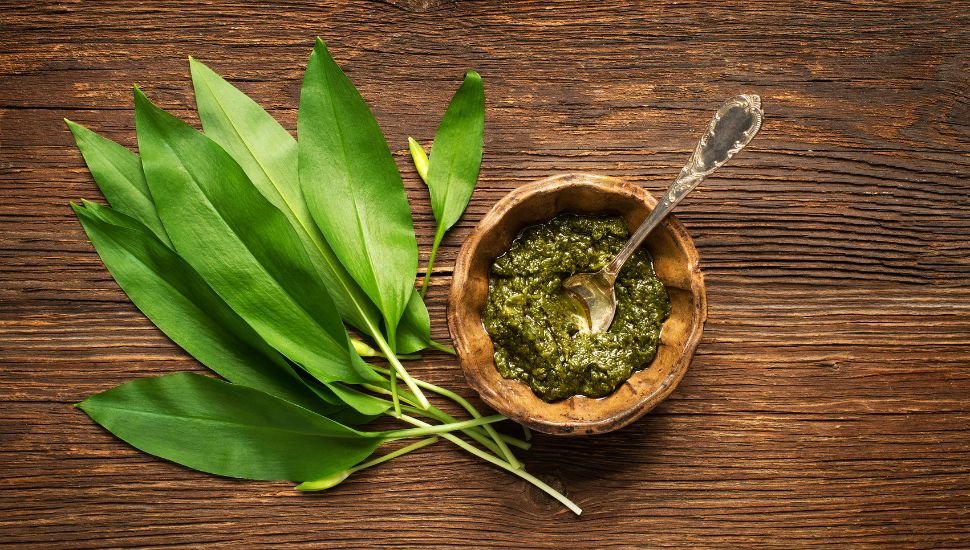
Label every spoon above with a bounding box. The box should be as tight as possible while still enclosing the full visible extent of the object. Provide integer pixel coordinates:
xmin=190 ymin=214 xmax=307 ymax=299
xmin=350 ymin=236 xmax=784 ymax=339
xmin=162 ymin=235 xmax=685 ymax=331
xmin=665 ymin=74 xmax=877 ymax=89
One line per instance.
xmin=564 ymin=94 xmax=764 ymax=332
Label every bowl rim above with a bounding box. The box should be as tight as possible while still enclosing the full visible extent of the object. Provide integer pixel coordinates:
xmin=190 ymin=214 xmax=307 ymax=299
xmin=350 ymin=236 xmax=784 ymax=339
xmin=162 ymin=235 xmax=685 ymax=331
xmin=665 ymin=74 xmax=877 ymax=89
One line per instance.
xmin=448 ymin=173 xmax=707 ymax=435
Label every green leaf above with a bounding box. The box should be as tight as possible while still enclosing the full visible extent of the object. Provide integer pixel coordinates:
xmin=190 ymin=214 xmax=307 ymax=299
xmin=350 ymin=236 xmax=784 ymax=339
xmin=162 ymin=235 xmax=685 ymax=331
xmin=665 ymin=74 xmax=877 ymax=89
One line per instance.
xmin=68 ymin=106 xmax=399 ymax=409
xmin=418 ymin=72 xmax=485 ymax=295
xmin=284 ymin=372 xmax=385 ymax=425
xmin=73 ymin=201 xmax=332 ymax=413
xmin=325 ymin=381 xmax=392 ymax=417
xmin=426 ymin=71 xmax=485 ymax=233
xmin=189 ymin=57 xmax=429 ymax=354
xmin=65 ymin=119 xmax=171 ymax=246
xmin=396 ymin=290 xmax=432 ymax=353
xmin=78 ymin=372 xmax=382 ymax=481
xmin=189 ymin=57 xmax=316 ymax=248
xmin=298 ymin=38 xmax=418 ymax=347
xmin=133 ymin=87 xmax=373 ymax=385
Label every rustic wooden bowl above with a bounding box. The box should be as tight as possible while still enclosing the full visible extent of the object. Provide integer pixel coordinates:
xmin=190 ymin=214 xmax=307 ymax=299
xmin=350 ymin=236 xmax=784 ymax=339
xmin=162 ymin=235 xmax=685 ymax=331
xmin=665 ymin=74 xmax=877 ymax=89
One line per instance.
xmin=448 ymin=173 xmax=707 ymax=435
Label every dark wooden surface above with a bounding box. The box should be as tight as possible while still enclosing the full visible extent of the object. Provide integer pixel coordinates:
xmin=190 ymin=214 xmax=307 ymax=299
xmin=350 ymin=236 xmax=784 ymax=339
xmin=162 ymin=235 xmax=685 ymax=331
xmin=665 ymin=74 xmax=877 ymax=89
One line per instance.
xmin=2 ymin=1 xmax=969 ymax=547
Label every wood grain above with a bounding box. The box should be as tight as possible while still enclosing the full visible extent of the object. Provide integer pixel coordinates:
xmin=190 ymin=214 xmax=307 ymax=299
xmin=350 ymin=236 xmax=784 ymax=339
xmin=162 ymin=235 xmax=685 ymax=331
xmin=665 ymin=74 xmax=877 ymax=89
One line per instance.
xmin=2 ymin=0 xmax=969 ymax=547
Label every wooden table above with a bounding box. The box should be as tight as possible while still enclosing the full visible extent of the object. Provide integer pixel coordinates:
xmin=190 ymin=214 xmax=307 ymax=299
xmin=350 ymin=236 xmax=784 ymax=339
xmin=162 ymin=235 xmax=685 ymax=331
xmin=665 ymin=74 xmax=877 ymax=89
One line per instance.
xmin=3 ymin=1 xmax=969 ymax=547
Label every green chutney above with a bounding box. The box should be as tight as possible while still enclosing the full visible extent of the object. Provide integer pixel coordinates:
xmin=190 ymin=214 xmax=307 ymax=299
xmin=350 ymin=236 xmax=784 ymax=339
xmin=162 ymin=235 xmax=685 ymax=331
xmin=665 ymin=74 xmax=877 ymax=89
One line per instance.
xmin=483 ymin=214 xmax=671 ymax=402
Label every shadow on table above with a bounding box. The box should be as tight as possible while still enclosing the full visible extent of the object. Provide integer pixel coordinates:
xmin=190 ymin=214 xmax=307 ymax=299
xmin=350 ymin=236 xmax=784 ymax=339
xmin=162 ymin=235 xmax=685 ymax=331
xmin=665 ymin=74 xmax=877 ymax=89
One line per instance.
xmin=512 ymin=408 xmax=675 ymax=516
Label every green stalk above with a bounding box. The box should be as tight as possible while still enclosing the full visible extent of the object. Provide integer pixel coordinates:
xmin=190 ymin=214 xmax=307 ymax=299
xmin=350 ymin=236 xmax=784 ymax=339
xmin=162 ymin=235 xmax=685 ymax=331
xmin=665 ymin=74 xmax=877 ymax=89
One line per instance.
xmin=419 ymin=377 xmax=522 ymax=469
xmin=387 ymin=367 xmax=401 ymax=416
xmin=297 ymin=436 xmax=439 ymax=492
xmin=400 ymin=404 xmax=530 ymax=451
xmin=500 ymin=432 xmax=530 ymax=450
xmin=352 ymin=436 xmax=439 ymax=472
xmin=426 ymin=339 xmax=456 ymax=355
xmin=419 ymin=225 xmax=445 ymax=298
xmin=369 ymin=330 xmax=430 ymax=410
xmin=408 ymin=136 xmax=438 ymax=299
xmin=380 ymin=414 xmax=503 ymax=440
xmin=358 ymin=436 xmax=439 ymax=471
xmin=372 ymin=365 xmax=521 ymax=469
xmin=399 ymin=405 xmax=522 ymax=456
xmin=399 ymin=405 xmax=498 ymax=454
xmin=363 ymin=383 xmax=530 ymax=451
xmin=399 ymin=416 xmax=582 ymax=515
xmin=365 ymin=383 xmax=507 ymax=454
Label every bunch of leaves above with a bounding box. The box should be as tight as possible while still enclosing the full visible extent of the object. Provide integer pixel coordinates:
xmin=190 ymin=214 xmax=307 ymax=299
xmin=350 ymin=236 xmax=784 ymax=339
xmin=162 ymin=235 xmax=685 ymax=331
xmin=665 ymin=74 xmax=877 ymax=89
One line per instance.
xmin=66 ymin=38 xmax=581 ymax=515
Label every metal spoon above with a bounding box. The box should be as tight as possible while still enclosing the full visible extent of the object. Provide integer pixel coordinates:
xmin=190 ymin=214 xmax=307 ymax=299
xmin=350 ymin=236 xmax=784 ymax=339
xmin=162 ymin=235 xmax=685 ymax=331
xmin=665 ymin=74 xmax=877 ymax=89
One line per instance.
xmin=564 ymin=94 xmax=764 ymax=332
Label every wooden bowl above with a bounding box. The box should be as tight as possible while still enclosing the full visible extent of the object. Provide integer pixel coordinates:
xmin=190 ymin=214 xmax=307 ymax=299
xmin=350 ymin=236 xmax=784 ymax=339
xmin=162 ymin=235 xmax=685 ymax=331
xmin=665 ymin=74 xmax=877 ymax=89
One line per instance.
xmin=448 ymin=173 xmax=707 ymax=435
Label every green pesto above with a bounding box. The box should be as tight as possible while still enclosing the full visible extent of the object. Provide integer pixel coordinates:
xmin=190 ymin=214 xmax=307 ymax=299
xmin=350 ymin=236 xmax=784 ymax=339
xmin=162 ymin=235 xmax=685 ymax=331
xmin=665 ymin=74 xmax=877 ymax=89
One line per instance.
xmin=483 ymin=214 xmax=671 ymax=402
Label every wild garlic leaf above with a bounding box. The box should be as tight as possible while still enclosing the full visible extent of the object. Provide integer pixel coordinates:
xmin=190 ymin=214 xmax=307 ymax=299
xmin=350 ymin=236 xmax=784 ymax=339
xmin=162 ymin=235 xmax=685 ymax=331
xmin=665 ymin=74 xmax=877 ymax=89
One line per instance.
xmin=190 ymin=58 xmax=430 ymax=354
xmin=325 ymin=381 xmax=392 ymax=416
xmin=300 ymin=371 xmax=391 ymax=426
xmin=67 ymin=115 xmax=402 ymax=408
xmin=396 ymin=290 xmax=432 ymax=353
xmin=298 ymin=38 xmax=418 ymax=348
xmin=65 ymin=120 xmax=171 ymax=246
xmin=189 ymin=57 xmax=316 ymax=244
xmin=397 ymin=293 xmax=432 ymax=354
xmin=78 ymin=372 xmax=382 ymax=481
xmin=416 ymin=72 xmax=484 ymax=295
xmin=72 ymin=201 xmax=331 ymax=414
xmin=133 ymin=87 xmax=374 ymax=385
xmin=426 ymin=71 xmax=485 ymax=235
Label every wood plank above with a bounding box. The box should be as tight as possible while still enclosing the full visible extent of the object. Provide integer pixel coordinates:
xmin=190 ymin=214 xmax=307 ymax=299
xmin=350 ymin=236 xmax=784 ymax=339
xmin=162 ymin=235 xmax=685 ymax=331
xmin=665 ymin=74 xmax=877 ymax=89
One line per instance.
xmin=2 ymin=0 xmax=969 ymax=546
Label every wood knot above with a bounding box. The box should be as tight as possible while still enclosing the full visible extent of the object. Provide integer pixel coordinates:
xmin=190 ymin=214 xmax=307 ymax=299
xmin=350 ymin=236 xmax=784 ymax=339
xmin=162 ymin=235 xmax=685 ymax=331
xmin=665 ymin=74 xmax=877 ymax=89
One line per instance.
xmin=524 ymin=471 xmax=570 ymax=512
xmin=376 ymin=0 xmax=446 ymax=13
xmin=819 ymin=359 xmax=844 ymax=372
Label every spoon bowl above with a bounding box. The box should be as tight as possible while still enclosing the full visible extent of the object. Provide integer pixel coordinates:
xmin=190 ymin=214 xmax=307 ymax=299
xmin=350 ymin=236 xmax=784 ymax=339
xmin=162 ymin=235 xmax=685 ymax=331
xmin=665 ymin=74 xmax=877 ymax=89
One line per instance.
xmin=561 ymin=270 xmax=617 ymax=333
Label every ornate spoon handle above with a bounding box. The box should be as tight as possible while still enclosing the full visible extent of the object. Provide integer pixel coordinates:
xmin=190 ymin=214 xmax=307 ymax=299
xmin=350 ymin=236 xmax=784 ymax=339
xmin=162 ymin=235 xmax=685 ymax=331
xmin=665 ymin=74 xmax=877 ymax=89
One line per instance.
xmin=600 ymin=94 xmax=764 ymax=282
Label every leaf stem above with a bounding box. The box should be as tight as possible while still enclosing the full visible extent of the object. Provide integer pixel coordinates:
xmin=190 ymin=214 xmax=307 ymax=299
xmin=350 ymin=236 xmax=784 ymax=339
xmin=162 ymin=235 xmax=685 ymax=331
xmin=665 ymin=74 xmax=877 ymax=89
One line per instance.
xmin=500 ymin=432 xmax=531 ymax=450
xmin=426 ymin=339 xmax=456 ymax=355
xmin=297 ymin=436 xmax=439 ymax=492
xmin=381 ymin=414 xmax=504 ymax=440
xmin=406 ymin=404 xmax=531 ymax=451
xmin=363 ymin=382 xmax=530 ymax=451
xmin=352 ymin=436 xmax=439 ymax=473
xmin=369 ymin=332 xmax=430 ymax=410
xmin=398 ymin=404 xmax=530 ymax=453
xmin=419 ymin=379 xmax=522 ymax=469
xmin=387 ymin=367 xmax=401 ymax=416
xmin=398 ymin=416 xmax=582 ymax=515
xmin=369 ymin=384 xmax=507 ymax=454
xmin=372 ymin=365 xmax=522 ymax=469
xmin=419 ymin=225 xmax=446 ymax=298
